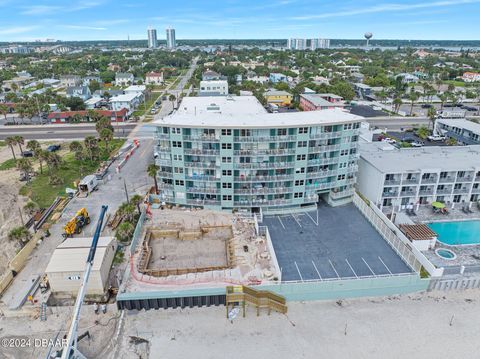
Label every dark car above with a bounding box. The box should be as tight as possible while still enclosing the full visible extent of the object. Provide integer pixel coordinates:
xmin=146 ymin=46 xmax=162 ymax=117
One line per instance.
xmin=47 ymin=144 xmax=61 ymax=152
xmin=21 ymin=150 xmax=33 ymax=157
xmin=462 ymin=105 xmax=478 ymax=111
xmin=421 ymin=104 xmax=432 ymax=108
xmin=402 ymin=137 xmax=415 ymax=143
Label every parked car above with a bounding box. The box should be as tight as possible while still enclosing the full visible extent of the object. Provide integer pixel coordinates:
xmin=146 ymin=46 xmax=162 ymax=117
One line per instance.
xmin=21 ymin=150 xmax=33 ymax=157
xmin=381 ymin=137 xmax=397 ymax=144
xmin=462 ymin=105 xmax=478 ymax=112
xmin=411 ymin=141 xmax=424 ymax=147
xmin=47 ymin=144 xmax=61 ymax=152
xmin=402 ymin=137 xmax=415 ymax=143
xmin=421 ymin=104 xmax=432 ymax=108
xmin=427 ymin=135 xmax=446 ymax=141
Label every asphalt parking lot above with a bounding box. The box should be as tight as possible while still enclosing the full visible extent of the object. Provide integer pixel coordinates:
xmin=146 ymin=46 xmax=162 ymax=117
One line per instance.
xmin=263 ymin=203 xmax=412 ymax=281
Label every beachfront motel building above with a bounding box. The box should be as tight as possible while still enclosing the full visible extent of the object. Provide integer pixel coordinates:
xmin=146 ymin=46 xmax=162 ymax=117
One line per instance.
xmin=152 ymin=96 xmax=362 ymax=214
xmin=357 ymin=142 xmax=480 ymax=211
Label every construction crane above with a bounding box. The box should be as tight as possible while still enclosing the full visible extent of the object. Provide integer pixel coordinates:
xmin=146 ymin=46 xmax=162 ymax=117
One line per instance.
xmin=64 ymin=208 xmax=91 ymax=238
xmin=56 ymin=205 xmax=108 ymax=359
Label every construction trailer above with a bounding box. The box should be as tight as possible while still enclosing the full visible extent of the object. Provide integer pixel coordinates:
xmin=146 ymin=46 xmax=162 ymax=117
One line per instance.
xmin=45 ymin=236 xmax=117 ymax=298
xmin=78 ymin=175 xmax=98 ymax=193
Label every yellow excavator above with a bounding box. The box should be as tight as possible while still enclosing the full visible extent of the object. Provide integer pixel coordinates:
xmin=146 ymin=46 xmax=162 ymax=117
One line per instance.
xmin=63 ymin=208 xmax=91 ymax=238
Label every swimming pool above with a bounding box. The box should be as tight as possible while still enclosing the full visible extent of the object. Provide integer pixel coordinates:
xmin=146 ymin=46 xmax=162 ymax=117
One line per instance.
xmin=428 ymin=221 xmax=480 ymax=245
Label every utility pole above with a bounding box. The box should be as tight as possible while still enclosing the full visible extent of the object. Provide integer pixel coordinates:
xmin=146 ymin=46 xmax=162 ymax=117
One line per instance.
xmin=123 ymin=178 xmax=129 ymax=203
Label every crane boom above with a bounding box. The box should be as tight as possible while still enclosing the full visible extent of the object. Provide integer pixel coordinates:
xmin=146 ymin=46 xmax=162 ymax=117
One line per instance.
xmin=60 ymin=205 xmax=108 ymax=359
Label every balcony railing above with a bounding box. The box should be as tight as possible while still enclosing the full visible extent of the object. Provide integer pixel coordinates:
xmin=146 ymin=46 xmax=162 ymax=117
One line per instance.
xmin=456 ymin=176 xmax=473 ymax=183
xmin=184 ymin=162 xmax=218 ymax=168
xmin=183 ymin=135 xmax=219 ymax=142
xmin=309 ymin=131 xmax=343 ymax=140
xmin=305 ymin=182 xmax=332 ymax=190
xmin=184 ymin=149 xmax=220 ymax=156
xmin=308 ymin=144 xmax=341 ymax=153
xmin=452 ymin=188 xmax=470 ymax=194
xmin=400 ymin=190 xmax=416 ymax=197
xmin=185 ymin=175 xmax=218 ymax=181
xmin=234 ymin=174 xmax=294 ymax=182
xmin=306 ymin=170 xmax=336 ymax=179
xmin=158 ymin=171 xmax=173 ymax=178
xmin=235 ymin=162 xmax=294 ymax=169
xmin=436 ymin=188 xmax=452 ymax=194
xmin=418 ymin=189 xmax=434 ymax=195
xmin=421 ymin=177 xmax=437 ymax=184
xmin=187 ymin=198 xmax=221 ymax=206
xmin=439 ymin=177 xmax=455 ymax=183
xmin=233 ymin=135 xmax=297 ymax=142
xmin=234 ymin=187 xmax=291 ymax=195
xmin=307 ymin=158 xmax=338 ymax=166
xmin=382 ymin=191 xmax=399 ymax=198
xmin=330 ymin=188 xmax=355 ymax=199
xmin=187 ymin=187 xmax=220 ymax=194
xmin=233 ymin=148 xmax=296 ymax=156
xmin=384 ymin=179 xmax=401 ymax=186
xmin=402 ymin=178 xmax=420 ymax=184
xmin=234 ymin=199 xmax=291 ymax=206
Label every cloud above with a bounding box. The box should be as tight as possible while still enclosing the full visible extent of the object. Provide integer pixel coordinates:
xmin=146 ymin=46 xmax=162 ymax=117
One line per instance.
xmin=62 ymin=25 xmax=107 ymax=31
xmin=21 ymin=1 xmax=104 ymax=15
xmin=291 ymin=0 xmax=480 ymax=20
xmin=0 ymin=26 xmax=39 ymax=35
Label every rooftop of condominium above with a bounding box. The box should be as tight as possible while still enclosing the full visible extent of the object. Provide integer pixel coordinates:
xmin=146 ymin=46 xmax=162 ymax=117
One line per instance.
xmin=437 ymin=118 xmax=480 ymax=135
xmin=359 ymin=142 xmax=480 ymax=173
xmin=153 ymin=95 xmax=361 ymax=128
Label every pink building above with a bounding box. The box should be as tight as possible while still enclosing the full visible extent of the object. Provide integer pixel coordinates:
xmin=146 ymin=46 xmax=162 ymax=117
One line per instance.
xmin=300 ymin=93 xmax=346 ymax=112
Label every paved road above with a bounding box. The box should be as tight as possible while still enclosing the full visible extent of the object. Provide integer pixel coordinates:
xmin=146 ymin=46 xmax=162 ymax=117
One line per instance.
xmin=0 ymin=123 xmax=138 ymax=140
xmin=1 ymin=137 xmax=154 ymax=308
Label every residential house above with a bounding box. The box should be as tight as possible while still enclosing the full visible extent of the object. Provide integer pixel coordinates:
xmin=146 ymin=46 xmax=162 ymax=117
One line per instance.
xmin=83 ymin=76 xmax=103 ymax=87
xmin=396 ymin=73 xmax=419 ymax=84
xmin=202 ymin=70 xmax=225 ymax=81
xmin=300 ymin=94 xmax=347 ymax=112
xmin=269 ymin=73 xmax=288 ymax=84
xmin=354 ymin=83 xmax=372 ymax=99
xmin=60 ymin=75 xmax=81 ymax=88
xmin=145 ymin=72 xmax=164 ymax=85
xmin=115 ymin=72 xmax=134 ymax=86
xmin=110 ymin=92 xmax=142 ymax=115
xmin=462 ymin=72 xmax=480 ymax=82
xmin=199 ymin=80 xmax=229 ymax=96
xmin=263 ymin=90 xmax=292 ymax=107
xmin=66 ymin=86 xmax=91 ymax=101
xmin=48 ymin=109 xmax=129 ymax=123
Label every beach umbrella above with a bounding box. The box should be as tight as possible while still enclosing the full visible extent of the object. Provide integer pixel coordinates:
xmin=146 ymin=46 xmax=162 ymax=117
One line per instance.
xmin=432 ymin=202 xmax=446 ymax=209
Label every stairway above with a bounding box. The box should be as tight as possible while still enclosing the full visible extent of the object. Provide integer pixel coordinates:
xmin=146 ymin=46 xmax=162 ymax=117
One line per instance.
xmin=40 ymin=302 xmax=47 ymax=321
xmin=225 ymin=285 xmax=287 ymax=317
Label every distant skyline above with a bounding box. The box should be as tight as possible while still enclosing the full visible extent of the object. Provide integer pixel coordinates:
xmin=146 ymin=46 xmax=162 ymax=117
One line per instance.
xmin=0 ymin=0 xmax=480 ymax=42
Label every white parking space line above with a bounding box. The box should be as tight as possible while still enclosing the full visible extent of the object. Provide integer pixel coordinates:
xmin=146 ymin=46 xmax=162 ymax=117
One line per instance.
xmin=277 ymin=216 xmax=286 ymax=230
xmin=362 ymin=257 xmax=376 ymax=276
xmin=328 ymin=259 xmax=340 ymax=278
xmin=345 ymin=258 xmax=358 ymax=278
xmin=294 ymin=261 xmax=304 ymax=282
xmin=292 ymin=214 xmax=302 ymax=228
xmin=305 ymin=211 xmax=318 ymax=226
xmin=378 ymin=256 xmax=393 ymax=275
xmin=312 ymin=260 xmax=323 ymax=280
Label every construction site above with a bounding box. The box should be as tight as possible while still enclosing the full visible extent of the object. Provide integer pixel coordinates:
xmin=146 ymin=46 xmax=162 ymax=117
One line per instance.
xmin=117 ymin=204 xmax=285 ymax=310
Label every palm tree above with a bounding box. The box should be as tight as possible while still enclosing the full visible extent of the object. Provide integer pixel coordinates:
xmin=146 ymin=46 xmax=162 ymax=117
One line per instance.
xmin=115 ymin=222 xmax=135 ymax=243
xmin=16 ymin=158 xmax=33 ymax=181
xmin=35 ymin=149 xmax=48 ymax=174
xmin=100 ymin=128 xmax=113 ymax=152
xmin=45 ymin=152 xmax=61 ymax=174
xmin=26 ymin=139 xmax=41 ymax=154
xmin=71 ymin=113 xmax=83 ymax=123
xmin=169 ymin=94 xmax=176 ymax=109
xmin=14 ymin=135 xmax=25 ymax=154
xmin=5 ymin=136 xmax=17 ymax=161
xmin=117 ymin=201 xmax=136 ymax=222
xmin=439 ymin=93 xmax=449 ymax=111
xmin=392 ymin=97 xmax=403 ymax=113
xmin=147 ymin=163 xmax=160 ymax=194
xmin=69 ymin=141 xmax=84 ymax=160
xmin=130 ymin=194 xmax=144 ymax=214
xmin=408 ymin=91 xmax=419 ymax=116
xmin=0 ymin=104 xmax=8 ymax=124
xmin=427 ymin=107 xmax=437 ymax=130
xmin=84 ymin=136 xmax=98 ymax=162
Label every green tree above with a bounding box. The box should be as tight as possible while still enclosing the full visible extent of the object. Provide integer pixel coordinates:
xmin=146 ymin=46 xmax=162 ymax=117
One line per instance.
xmin=408 ymin=91 xmax=419 ymax=116
xmin=14 ymin=135 xmax=24 ymax=154
xmin=71 ymin=113 xmax=83 ymax=123
xmin=8 ymin=226 xmax=31 ymax=245
xmin=89 ymin=80 xmax=101 ymax=93
xmin=84 ymin=136 xmax=99 ymax=162
xmin=446 ymin=137 xmax=457 ymax=146
xmin=45 ymin=152 xmax=61 ymax=174
xmin=69 ymin=141 xmax=84 ymax=161
xmin=427 ymin=107 xmax=437 ymax=130
xmin=439 ymin=93 xmax=449 ymax=111
xmin=5 ymin=136 xmax=17 ymax=161
xmin=115 ymin=222 xmax=135 ymax=243
xmin=35 ymin=149 xmax=48 ymax=174
xmin=16 ymin=158 xmax=33 ymax=181
xmin=95 ymin=116 xmax=114 ymax=135
xmin=117 ymin=201 xmax=136 ymax=223
xmin=169 ymin=94 xmax=176 ymax=108
xmin=26 ymin=139 xmax=41 ymax=153
xmin=0 ymin=104 xmax=8 ymax=123
xmin=130 ymin=194 xmax=144 ymax=214
xmin=100 ymin=128 xmax=113 ymax=151
xmin=147 ymin=163 xmax=160 ymax=194
xmin=393 ymin=97 xmax=403 ymax=113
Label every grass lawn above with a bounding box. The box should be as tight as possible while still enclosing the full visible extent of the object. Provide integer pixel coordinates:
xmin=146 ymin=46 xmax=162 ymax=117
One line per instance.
xmin=0 ymin=141 xmax=6 ymax=147
xmin=443 ymin=80 xmax=466 ymax=87
xmin=20 ymin=139 xmax=125 ymax=207
xmin=0 ymin=158 xmax=16 ymax=171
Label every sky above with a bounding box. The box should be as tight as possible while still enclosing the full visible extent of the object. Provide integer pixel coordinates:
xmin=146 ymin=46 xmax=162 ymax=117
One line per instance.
xmin=0 ymin=0 xmax=480 ymax=42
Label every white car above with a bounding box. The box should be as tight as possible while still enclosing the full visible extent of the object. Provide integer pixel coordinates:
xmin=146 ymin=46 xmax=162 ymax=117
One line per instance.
xmin=411 ymin=141 xmax=424 ymax=147
xmin=382 ymin=137 xmax=397 ymax=144
xmin=427 ymin=135 xmax=446 ymax=141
